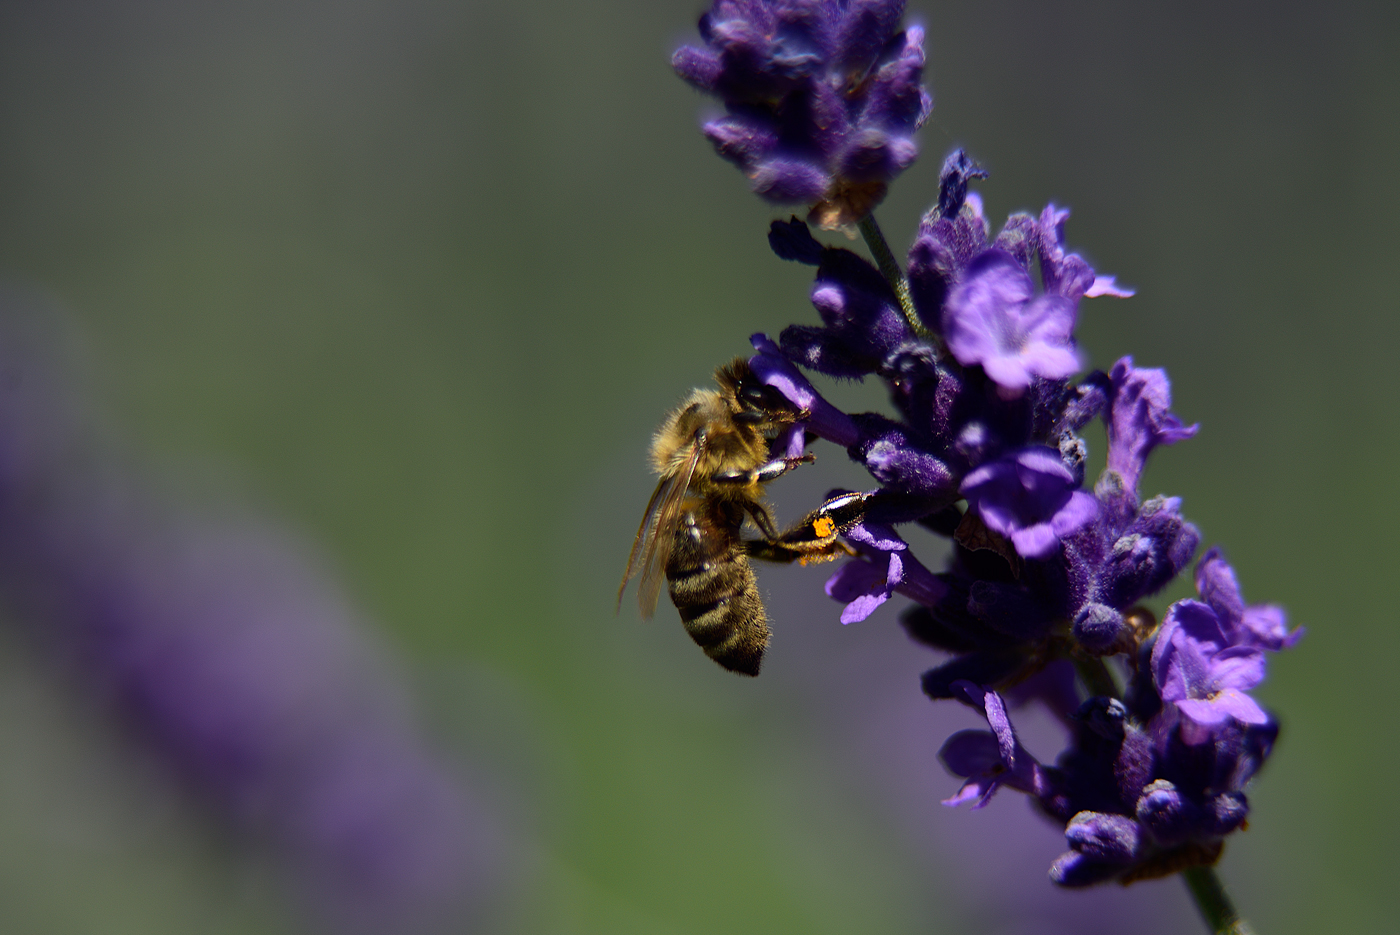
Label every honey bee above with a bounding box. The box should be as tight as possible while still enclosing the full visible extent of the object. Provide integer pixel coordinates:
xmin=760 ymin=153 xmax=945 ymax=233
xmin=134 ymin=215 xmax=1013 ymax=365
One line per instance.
xmin=618 ymin=358 xmax=845 ymax=676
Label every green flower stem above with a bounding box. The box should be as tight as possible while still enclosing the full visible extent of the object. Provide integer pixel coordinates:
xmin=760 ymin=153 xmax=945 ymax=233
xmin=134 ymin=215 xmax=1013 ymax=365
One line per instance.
xmin=1182 ymin=866 xmax=1256 ymax=935
xmin=1072 ymin=655 xmax=1121 ymax=700
xmin=857 ymin=213 xmax=932 ymax=340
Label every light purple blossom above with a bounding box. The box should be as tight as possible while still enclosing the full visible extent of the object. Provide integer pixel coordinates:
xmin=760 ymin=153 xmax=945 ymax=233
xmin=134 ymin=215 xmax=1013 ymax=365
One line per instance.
xmin=824 ymin=519 xmax=944 ymax=622
xmin=1104 ymin=358 xmax=1198 ymax=494
xmin=942 ymin=250 xmax=1082 ymax=398
xmin=1194 ymin=547 xmax=1303 ymax=651
xmin=960 ymin=447 xmax=1098 ymax=559
xmin=1151 ymin=600 xmax=1271 ymax=745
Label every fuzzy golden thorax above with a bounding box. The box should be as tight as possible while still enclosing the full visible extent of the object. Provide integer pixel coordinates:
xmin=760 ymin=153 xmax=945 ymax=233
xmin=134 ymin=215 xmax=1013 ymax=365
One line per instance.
xmin=648 ymin=388 xmax=769 ymax=498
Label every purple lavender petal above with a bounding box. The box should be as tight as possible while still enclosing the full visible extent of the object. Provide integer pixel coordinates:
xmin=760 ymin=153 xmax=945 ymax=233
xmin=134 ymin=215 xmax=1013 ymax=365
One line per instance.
xmin=748 ymin=332 xmax=859 ymax=446
xmin=1009 ymin=523 xmax=1060 ymax=561
xmin=1210 ymin=646 xmax=1267 ymax=692
xmin=824 ymin=520 xmax=908 ymax=623
xmin=943 ymin=251 xmax=1081 ymax=397
xmin=1051 ymin=490 xmax=1099 ymax=536
xmin=939 ymin=729 xmax=1002 ymax=777
xmin=772 ymin=422 xmax=809 ymax=460
xmin=938 ymin=730 xmax=1005 ymax=807
xmin=1152 ymin=601 xmax=1223 ymax=703
xmin=1185 ymin=689 xmax=1269 ymax=726
xmin=825 ymin=553 xmax=899 ymax=624
xmin=1193 ymin=547 xmax=1302 ymax=651
xmin=939 ymin=681 xmax=1049 ymax=802
xmin=1104 ymin=357 xmax=1198 ymax=494
xmin=961 ymin=447 xmax=1097 ymax=560
xmin=1241 ymin=604 xmax=1304 ymax=650
xmin=1085 ymin=275 xmax=1135 ymax=298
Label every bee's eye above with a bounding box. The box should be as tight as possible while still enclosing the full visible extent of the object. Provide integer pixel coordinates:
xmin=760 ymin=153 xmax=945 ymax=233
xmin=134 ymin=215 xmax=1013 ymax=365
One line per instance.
xmin=738 ymin=383 xmax=769 ymax=408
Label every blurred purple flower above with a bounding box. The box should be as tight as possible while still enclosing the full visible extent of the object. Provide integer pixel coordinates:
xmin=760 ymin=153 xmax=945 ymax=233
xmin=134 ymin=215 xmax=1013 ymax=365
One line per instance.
xmin=673 ymin=0 xmax=932 ymax=228
xmin=0 ymin=294 xmax=500 ymax=934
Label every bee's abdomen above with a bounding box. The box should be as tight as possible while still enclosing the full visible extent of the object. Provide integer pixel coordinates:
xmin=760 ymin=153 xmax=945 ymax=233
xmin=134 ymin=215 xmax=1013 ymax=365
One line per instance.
xmin=665 ymin=504 xmax=770 ymax=676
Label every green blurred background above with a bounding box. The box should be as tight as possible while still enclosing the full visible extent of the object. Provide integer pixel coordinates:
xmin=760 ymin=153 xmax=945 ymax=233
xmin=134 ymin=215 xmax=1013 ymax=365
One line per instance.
xmin=0 ymin=0 xmax=1394 ymax=932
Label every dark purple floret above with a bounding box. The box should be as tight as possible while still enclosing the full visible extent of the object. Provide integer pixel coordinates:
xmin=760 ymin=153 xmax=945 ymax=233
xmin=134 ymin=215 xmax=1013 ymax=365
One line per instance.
xmin=939 ymin=681 xmax=1049 ymax=807
xmin=935 ymin=149 xmax=989 ymax=221
xmin=673 ymin=0 xmax=932 ymax=228
xmin=780 ymin=246 xmax=914 ymax=377
xmin=1093 ymin=495 xmax=1202 ymax=609
xmin=768 ymin=215 xmax=826 ymax=264
xmin=1073 ymin=602 xmax=1129 ymax=654
xmin=825 ymin=519 xmax=945 ymax=622
xmin=1048 ymin=812 xmax=1146 ymax=886
xmin=850 ymin=412 xmax=956 ymax=497
xmin=1135 ymin=779 xmax=1204 ymax=846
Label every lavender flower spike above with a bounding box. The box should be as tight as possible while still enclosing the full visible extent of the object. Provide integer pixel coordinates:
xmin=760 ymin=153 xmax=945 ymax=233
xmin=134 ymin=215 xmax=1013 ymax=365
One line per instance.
xmin=673 ymin=0 xmax=932 ymax=228
xmin=662 ymin=8 xmax=1298 ymax=916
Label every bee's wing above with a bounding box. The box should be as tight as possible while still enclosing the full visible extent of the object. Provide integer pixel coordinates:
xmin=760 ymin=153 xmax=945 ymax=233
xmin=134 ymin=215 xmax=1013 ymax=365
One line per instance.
xmin=617 ymin=441 xmax=702 ymax=619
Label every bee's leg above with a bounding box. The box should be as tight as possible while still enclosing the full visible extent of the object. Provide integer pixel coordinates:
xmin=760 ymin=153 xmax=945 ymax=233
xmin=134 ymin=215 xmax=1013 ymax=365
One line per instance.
xmin=767 ymin=491 xmax=873 ymax=550
xmin=711 ymin=453 xmax=814 ymax=489
xmin=744 ymin=502 xmax=781 ymax=540
xmin=752 ymin=453 xmax=815 ymax=483
xmin=745 ymin=537 xmax=856 ymax=565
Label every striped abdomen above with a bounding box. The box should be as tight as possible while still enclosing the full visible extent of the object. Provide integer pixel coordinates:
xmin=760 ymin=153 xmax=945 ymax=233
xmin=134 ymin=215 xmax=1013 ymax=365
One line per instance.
xmin=664 ymin=498 xmax=769 ymax=676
